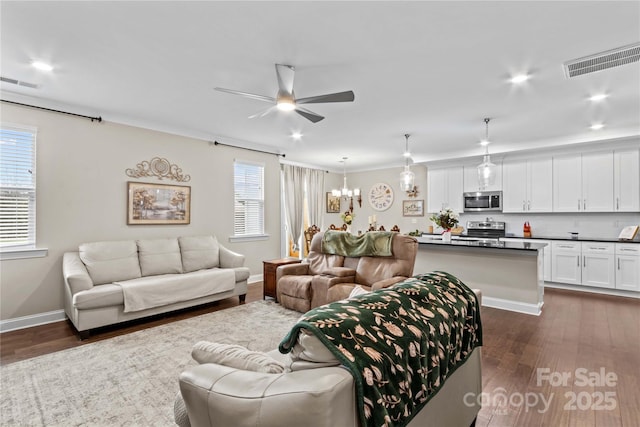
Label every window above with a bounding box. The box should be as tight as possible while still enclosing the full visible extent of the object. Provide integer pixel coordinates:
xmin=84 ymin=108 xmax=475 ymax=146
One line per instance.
xmin=0 ymin=126 xmax=36 ymax=249
xmin=233 ymin=160 xmax=264 ymax=236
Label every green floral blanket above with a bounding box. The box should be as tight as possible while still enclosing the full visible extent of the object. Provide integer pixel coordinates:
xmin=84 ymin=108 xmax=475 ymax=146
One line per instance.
xmin=279 ymin=271 xmax=482 ymax=427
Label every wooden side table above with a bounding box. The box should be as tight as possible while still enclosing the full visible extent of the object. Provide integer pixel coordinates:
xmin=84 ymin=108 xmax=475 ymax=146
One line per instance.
xmin=263 ymin=258 xmax=301 ymax=301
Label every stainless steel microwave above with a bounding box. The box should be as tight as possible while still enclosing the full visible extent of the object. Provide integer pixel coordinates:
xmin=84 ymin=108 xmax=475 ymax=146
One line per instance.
xmin=463 ymin=191 xmax=502 ymax=212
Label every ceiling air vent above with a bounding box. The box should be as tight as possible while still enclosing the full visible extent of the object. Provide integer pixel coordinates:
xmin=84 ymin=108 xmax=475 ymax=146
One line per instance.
xmin=563 ymin=42 xmax=640 ymax=78
xmin=0 ymin=76 xmax=39 ymax=89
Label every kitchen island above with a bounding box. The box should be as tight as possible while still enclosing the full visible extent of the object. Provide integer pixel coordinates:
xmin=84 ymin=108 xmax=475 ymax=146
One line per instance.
xmin=414 ymin=237 xmax=547 ymax=315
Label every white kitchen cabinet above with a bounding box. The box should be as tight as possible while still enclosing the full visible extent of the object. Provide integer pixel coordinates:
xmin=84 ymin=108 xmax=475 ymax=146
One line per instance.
xmin=501 ymin=238 xmax=552 ymax=281
xmin=615 ymin=244 xmax=640 ymax=291
xmin=503 ymin=158 xmax=552 ymax=212
xmin=553 ymin=152 xmax=614 ymax=212
xmin=614 ymin=149 xmax=640 ymax=212
xmin=552 ymin=241 xmax=582 ymax=284
xmin=427 ymin=166 xmax=463 ymax=213
xmin=551 ymin=241 xmax=618 ymax=289
xmin=463 ymin=163 xmax=502 ymax=192
xmin=581 ymin=242 xmax=615 ymax=289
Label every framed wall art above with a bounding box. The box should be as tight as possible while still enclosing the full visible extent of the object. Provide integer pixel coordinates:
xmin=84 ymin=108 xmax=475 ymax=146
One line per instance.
xmin=402 ymin=199 xmax=424 ymax=217
xmin=326 ymin=192 xmax=341 ymax=213
xmin=127 ymin=181 xmax=191 ymax=225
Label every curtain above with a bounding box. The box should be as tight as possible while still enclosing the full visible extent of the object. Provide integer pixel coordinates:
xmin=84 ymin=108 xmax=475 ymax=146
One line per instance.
xmin=282 ymin=164 xmax=306 ymax=252
xmin=306 ymin=168 xmax=325 ymax=230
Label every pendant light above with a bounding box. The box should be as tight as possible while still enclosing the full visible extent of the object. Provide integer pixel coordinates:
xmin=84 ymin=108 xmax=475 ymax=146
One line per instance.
xmin=399 ymin=134 xmax=415 ymax=192
xmin=477 ymin=118 xmax=496 ymax=190
xmin=332 ymin=157 xmax=361 ymax=210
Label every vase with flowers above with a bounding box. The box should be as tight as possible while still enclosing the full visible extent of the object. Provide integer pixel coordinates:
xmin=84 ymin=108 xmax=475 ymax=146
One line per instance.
xmin=340 ymin=211 xmax=354 ymax=233
xmin=429 ymin=208 xmax=459 ymax=242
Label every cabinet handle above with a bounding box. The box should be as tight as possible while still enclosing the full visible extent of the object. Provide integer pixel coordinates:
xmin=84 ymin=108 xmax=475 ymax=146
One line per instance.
xmin=578 ymin=199 xmax=581 ymax=210
xmin=523 ymin=201 xmax=525 ymax=211
xmin=577 ymin=256 xmax=580 ymax=267
xmin=527 ymin=201 xmax=531 ymax=211
xmin=616 ymin=198 xmax=619 ymax=210
xmin=583 ymin=256 xmax=586 ymax=267
xmin=583 ymin=199 xmax=587 ymax=210
xmin=618 ymin=258 xmax=620 ymax=269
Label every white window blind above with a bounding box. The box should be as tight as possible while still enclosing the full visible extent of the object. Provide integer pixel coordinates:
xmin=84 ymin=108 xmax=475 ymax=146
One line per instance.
xmin=0 ymin=126 xmax=36 ymax=248
xmin=234 ymin=160 xmax=264 ymax=236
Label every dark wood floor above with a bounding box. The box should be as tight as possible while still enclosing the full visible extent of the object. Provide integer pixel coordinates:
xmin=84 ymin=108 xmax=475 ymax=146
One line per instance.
xmin=1 ymin=284 xmax=639 ymax=426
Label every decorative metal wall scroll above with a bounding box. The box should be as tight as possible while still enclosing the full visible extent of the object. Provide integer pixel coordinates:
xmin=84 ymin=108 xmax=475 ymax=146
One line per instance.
xmin=125 ymin=157 xmax=191 ymax=182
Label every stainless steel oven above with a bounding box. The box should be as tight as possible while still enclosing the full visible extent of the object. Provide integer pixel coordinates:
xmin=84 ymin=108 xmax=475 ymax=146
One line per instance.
xmin=463 ymin=191 xmax=502 ymax=212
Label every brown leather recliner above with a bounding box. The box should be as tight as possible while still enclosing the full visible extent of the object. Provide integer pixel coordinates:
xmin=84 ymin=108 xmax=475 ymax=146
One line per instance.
xmin=276 ymin=231 xmax=418 ymax=312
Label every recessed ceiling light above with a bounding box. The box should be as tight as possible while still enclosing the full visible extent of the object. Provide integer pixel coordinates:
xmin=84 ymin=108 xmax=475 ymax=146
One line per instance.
xmin=291 ymin=131 xmax=302 ymax=140
xmin=31 ymin=61 xmax=53 ymax=72
xmin=590 ymin=123 xmax=605 ymax=130
xmin=480 ymin=139 xmax=490 ymax=146
xmin=510 ymin=74 xmax=530 ymax=84
xmin=589 ymin=93 xmax=609 ymax=102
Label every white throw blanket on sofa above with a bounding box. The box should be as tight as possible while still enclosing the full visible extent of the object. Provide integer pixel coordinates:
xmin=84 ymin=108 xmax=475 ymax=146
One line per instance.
xmin=115 ymin=268 xmax=236 ymax=313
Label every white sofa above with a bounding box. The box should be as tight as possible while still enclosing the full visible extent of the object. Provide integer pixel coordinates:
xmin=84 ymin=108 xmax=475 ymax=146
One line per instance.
xmin=63 ymin=235 xmax=249 ymax=339
xmin=177 ymin=289 xmax=483 ymax=427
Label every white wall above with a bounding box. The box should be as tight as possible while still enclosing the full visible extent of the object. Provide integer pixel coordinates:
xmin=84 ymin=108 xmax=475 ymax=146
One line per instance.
xmin=322 ymin=164 xmax=429 ymax=234
xmin=0 ymin=103 xmax=282 ymax=320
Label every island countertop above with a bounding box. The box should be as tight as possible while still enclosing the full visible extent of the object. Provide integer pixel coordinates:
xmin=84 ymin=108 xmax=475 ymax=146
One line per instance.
xmin=415 ymin=236 xmax=547 ymax=251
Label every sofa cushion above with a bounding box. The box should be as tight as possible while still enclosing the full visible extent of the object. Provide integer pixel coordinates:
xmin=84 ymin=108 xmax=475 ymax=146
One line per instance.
xmin=192 ymin=341 xmax=285 ymax=374
xmin=73 ymin=284 xmax=124 ymax=309
xmin=137 ymin=238 xmax=183 ymax=276
xmin=79 ymin=240 xmax=142 ymax=285
xmin=179 ymin=236 xmax=220 ymax=273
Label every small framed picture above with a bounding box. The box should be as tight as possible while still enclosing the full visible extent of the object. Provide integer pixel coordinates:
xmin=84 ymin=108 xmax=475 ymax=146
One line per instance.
xmin=326 ymin=192 xmax=341 ymax=213
xmin=127 ymin=181 xmax=191 ymax=225
xmin=402 ymin=200 xmax=424 ymax=217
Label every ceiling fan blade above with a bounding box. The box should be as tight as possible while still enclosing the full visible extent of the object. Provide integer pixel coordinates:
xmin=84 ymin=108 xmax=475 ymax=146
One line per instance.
xmin=275 ymin=64 xmax=295 ymax=95
xmin=248 ymin=106 xmax=275 ymax=119
xmin=294 ymin=106 xmax=324 ymax=123
xmin=214 ymin=87 xmax=275 ymax=103
xmin=296 ymin=90 xmax=355 ymax=104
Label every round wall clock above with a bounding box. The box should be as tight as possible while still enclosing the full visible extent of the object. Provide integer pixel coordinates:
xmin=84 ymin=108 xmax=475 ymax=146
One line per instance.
xmin=368 ymin=182 xmax=394 ymax=211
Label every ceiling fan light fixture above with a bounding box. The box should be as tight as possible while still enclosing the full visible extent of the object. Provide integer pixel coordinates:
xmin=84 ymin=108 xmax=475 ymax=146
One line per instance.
xmin=276 ymin=97 xmax=296 ymax=111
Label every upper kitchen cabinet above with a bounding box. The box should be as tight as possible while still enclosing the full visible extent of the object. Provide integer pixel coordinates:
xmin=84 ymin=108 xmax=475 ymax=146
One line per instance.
xmin=613 ymin=149 xmax=640 ymax=212
xmin=427 ymin=166 xmax=463 ymax=213
xmin=503 ymin=157 xmax=552 ymax=212
xmin=553 ymin=152 xmax=613 ymax=212
xmin=463 ymin=163 xmax=502 ymax=192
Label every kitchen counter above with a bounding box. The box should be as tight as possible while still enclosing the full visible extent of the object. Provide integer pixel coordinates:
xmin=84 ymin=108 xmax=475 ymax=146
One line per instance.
xmin=414 ymin=239 xmax=545 ymax=315
xmin=416 ymin=236 xmax=547 ymax=251
xmin=418 ymin=233 xmax=639 ymax=244
xmin=502 ymin=235 xmax=640 ymax=244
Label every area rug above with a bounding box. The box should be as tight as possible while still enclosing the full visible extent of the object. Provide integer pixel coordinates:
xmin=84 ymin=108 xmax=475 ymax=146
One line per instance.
xmin=0 ymin=301 xmax=301 ymax=426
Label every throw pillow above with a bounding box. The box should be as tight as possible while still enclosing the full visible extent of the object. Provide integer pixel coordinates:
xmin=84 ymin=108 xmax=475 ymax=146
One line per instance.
xmin=285 ymin=329 xmax=341 ymax=371
xmin=79 ymin=240 xmax=142 ymax=285
xmin=349 ymin=285 xmax=369 ymax=298
xmin=191 ymin=341 xmax=285 ymax=374
xmin=137 ymin=238 xmax=183 ymax=276
xmin=179 ymin=235 xmax=220 ymax=273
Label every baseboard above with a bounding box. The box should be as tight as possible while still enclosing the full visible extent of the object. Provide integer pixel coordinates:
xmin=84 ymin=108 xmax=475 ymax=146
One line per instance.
xmin=482 ymin=296 xmax=542 ymax=316
xmin=248 ymin=274 xmax=263 ymax=284
xmin=0 ymin=309 xmax=67 ymax=333
xmin=544 ymin=282 xmax=640 ymax=299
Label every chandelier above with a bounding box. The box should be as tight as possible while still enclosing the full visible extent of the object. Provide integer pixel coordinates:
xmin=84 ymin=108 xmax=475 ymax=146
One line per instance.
xmin=477 ymin=118 xmax=497 ymax=190
xmin=399 ymin=133 xmax=415 ymax=192
xmin=332 ymin=157 xmax=361 ymax=211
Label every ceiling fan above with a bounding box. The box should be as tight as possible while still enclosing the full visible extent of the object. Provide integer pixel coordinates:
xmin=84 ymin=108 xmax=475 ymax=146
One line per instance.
xmin=215 ymin=64 xmax=355 ymax=123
